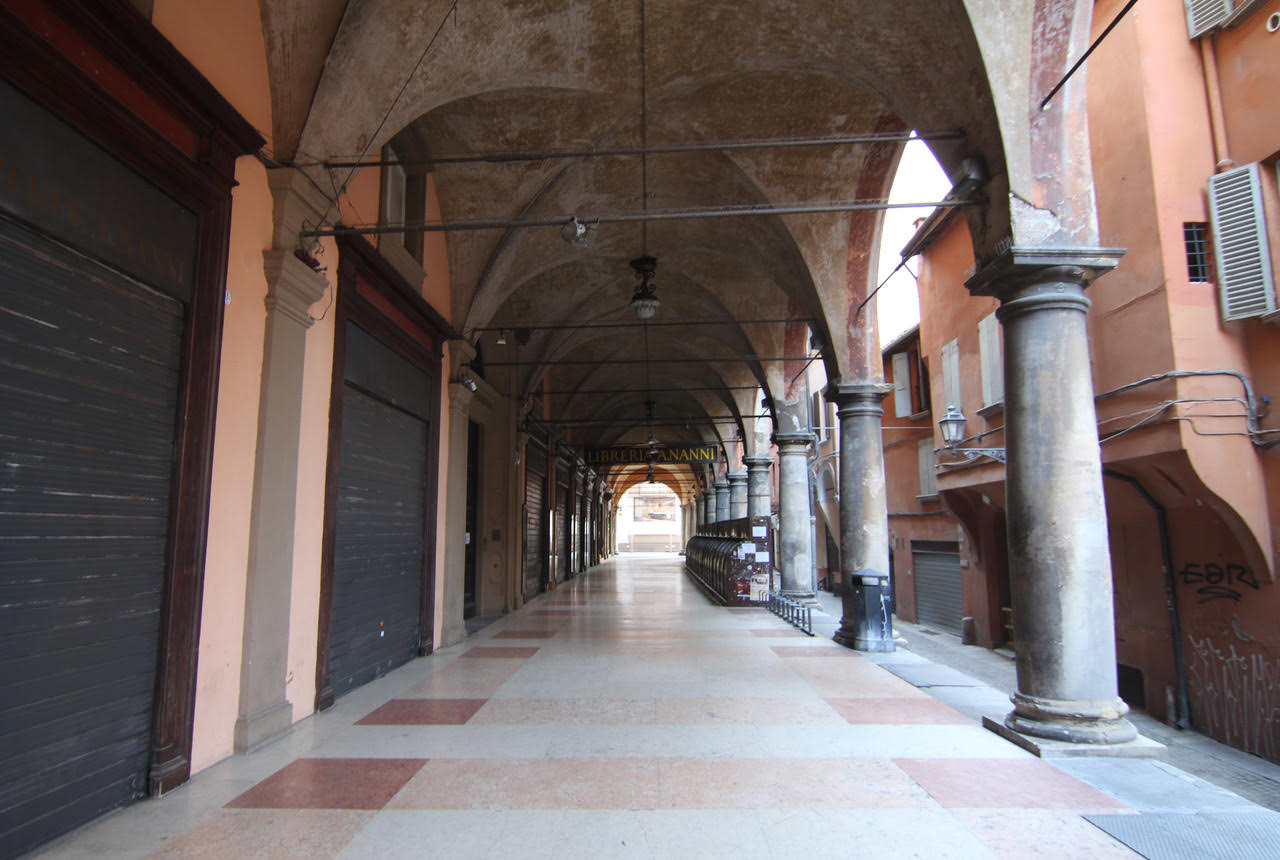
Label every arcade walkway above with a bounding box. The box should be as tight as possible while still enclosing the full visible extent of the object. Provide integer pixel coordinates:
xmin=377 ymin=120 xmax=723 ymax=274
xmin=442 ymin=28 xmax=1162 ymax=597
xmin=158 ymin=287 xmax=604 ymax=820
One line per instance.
xmin=33 ymin=555 xmax=1265 ymax=858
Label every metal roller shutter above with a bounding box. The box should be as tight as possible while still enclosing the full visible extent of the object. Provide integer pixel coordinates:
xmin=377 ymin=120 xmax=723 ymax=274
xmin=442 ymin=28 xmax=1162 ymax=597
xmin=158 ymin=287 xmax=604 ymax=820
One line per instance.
xmin=912 ymin=541 xmax=963 ymax=635
xmin=524 ymin=443 xmax=547 ymax=600
xmin=0 ymin=219 xmax=183 ymax=855
xmin=556 ymin=478 xmax=569 ymax=582
xmin=327 ymin=387 xmax=428 ymax=699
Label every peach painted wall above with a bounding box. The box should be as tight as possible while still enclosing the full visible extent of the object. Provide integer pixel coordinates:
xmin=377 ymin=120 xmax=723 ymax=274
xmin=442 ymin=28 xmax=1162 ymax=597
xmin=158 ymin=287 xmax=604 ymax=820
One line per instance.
xmin=151 ymin=0 xmax=270 ymax=138
xmin=1213 ymin=11 xmax=1280 ymax=166
xmin=189 ymin=155 xmax=271 ymax=773
xmin=150 ymin=0 xmax=275 ymax=773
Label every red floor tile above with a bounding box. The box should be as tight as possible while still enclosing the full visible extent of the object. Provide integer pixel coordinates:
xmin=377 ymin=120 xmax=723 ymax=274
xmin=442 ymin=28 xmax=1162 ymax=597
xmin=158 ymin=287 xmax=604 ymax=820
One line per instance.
xmin=226 ymin=758 xmax=427 ymax=810
xmin=491 ymin=629 xmax=558 ymax=639
xmin=460 ymin=646 xmax=540 ymax=658
xmin=827 ymin=697 xmax=971 ymax=725
xmin=748 ymin=628 xmax=807 ymax=638
xmin=356 ymin=698 xmax=488 ymax=725
xmin=892 ymin=758 xmax=1130 ymax=809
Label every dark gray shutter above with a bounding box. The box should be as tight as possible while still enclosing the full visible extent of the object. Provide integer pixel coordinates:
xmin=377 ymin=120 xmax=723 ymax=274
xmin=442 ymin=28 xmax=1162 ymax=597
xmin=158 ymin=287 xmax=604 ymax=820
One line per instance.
xmin=556 ymin=477 xmax=570 ymax=581
xmin=0 ymin=218 xmax=183 ymax=857
xmin=326 ymin=332 xmax=430 ymax=699
xmin=524 ymin=442 xmax=547 ymax=600
xmin=912 ymin=542 xmax=963 ymax=636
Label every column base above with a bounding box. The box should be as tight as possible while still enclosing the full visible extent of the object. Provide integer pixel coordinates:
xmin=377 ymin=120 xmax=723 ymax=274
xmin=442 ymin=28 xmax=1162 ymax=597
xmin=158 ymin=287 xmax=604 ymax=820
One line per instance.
xmin=779 ymin=589 xmax=817 ymax=605
xmin=1005 ymin=692 xmax=1137 ymax=744
xmin=832 ymin=626 xmax=896 ymax=652
xmin=234 ymin=700 xmax=294 ymax=753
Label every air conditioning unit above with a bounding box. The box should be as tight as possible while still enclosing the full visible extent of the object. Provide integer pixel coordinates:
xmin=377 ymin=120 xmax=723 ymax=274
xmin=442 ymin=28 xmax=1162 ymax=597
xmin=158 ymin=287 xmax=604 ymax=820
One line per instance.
xmin=1207 ymin=162 xmax=1279 ymax=323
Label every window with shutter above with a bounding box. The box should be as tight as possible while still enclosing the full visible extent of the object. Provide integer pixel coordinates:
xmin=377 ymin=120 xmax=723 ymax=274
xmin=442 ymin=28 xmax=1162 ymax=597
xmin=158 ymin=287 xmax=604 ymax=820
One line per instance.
xmin=917 ymin=438 xmax=938 ymax=497
xmin=1208 ymin=163 xmax=1276 ymax=321
xmin=892 ymin=351 xmax=911 ymax=418
xmin=941 ymin=338 xmax=961 ymax=412
xmin=978 ymin=312 xmax=1003 ymax=409
xmin=1184 ymin=0 xmax=1233 ymax=38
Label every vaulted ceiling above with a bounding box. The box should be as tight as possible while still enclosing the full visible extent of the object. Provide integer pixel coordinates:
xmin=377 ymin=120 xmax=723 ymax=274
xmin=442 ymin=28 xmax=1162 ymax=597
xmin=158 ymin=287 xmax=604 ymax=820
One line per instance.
xmin=256 ymin=0 xmax=1100 ymax=492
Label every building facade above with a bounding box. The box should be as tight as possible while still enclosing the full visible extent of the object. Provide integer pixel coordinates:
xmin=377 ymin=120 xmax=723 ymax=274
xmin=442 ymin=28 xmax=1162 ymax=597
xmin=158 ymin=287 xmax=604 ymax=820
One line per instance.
xmin=885 ymin=0 xmax=1280 ymax=762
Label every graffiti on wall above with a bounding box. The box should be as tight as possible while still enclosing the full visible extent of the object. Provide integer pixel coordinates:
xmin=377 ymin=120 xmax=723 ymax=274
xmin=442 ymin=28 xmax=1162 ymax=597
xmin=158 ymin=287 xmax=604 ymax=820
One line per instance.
xmin=1177 ymin=563 xmax=1260 ymax=604
xmin=1186 ymin=635 xmax=1280 ymax=764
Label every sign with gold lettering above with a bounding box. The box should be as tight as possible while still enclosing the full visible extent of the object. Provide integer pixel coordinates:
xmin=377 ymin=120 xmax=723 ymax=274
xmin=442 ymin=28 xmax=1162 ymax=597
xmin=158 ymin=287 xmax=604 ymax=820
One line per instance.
xmin=0 ymin=79 xmax=198 ymax=301
xmin=584 ymin=445 xmax=720 ymax=465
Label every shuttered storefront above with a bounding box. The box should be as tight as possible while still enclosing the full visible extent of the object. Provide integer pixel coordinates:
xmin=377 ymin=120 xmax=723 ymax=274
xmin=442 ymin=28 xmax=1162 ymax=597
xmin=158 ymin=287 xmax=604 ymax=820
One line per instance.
xmin=524 ymin=440 xmax=547 ymax=600
xmin=0 ymin=219 xmax=184 ymax=853
xmin=577 ymin=487 xmax=588 ymax=572
xmin=555 ymin=468 xmax=570 ymax=585
xmin=912 ymin=541 xmax=963 ymax=635
xmin=326 ymin=324 xmax=431 ymax=699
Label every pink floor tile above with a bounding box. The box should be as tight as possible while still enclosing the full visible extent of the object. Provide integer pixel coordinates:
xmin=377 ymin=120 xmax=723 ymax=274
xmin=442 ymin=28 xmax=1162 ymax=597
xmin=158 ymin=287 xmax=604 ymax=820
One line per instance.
xmin=387 ymin=758 xmax=662 ymax=809
xmin=770 ymin=645 xmax=849 ymax=658
xmin=468 ymin=698 xmax=658 ymax=724
xmin=892 ymin=758 xmax=1130 ymax=809
xmin=659 ymin=758 xmax=936 ymax=808
xmin=748 ymin=628 xmax=810 ymax=638
xmin=356 ymin=698 xmax=488 ymax=725
xmin=145 ymin=809 xmax=373 ymax=859
xmin=827 ymin=697 xmax=971 ymax=725
xmin=491 ymin=629 xmax=558 ymax=639
xmin=226 ymin=758 xmax=427 ymax=810
xmin=460 ymin=646 xmax=540 ymax=658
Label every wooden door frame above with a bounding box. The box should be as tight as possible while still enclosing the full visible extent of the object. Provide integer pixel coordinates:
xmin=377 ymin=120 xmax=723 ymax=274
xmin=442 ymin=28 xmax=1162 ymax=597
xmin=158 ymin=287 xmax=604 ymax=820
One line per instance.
xmin=314 ymin=234 xmax=453 ymax=711
xmin=0 ymin=0 xmax=262 ymax=795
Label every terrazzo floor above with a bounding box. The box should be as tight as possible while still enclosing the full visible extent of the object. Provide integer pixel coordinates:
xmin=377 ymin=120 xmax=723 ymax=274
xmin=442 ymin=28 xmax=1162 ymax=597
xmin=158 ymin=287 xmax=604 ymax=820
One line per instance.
xmin=35 ymin=554 xmax=1144 ymax=859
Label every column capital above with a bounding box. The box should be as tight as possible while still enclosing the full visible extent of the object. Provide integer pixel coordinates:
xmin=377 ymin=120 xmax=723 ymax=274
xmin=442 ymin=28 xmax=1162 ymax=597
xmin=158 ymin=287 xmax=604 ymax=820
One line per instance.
xmin=772 ymin=431 xmax=814 ymax=451
xmin=713 ymin=479 xmax=729 ymax=490
xmin=262 ymin=250 xmax=328 ymax=328
xmin=824 ymin=381 xmax=891 ymax=416
xmin=448 ymin=382 xmax=475 ymax=415
xmin=727 ymin=471 xmax=747 ymax=483
xmin=448 ymin=338 xmax=478 ymax=375
xmin=965 ymin=245 xmax=1124 ymax=299
xmin=742 ymin=456 xmax=773 ymax=468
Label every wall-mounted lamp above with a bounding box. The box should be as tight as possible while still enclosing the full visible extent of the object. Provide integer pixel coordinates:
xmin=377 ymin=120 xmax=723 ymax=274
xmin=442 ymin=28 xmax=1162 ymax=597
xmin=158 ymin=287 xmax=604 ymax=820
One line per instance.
xmin=495 ymin=329 xmax=508 ymax=345
xmin=457 ymin=373 xmax=478 ymax=392
xmin=561 ymin=216 xmax=593 ymax=246
xmin=938 ymin=405 xmax=1006 ymax=463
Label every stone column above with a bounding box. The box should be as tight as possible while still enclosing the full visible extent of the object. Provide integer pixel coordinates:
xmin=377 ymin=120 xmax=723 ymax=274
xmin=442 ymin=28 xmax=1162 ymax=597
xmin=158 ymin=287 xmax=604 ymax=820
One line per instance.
xmin=826 ymin=382 xmax=894 ymax=652
xmin=440 ymin=340 xmax=476 ymax=649
xmin=703 ymin=489 xmax=716 ymax=525
xmin=693 ymin=492 xmax=703 ymax=528
xmin=728 ymin=472 xmax=748 ymax=520
xmin=714 ymin=480 xmax=730 ymax=523
xmin=968 ymin=248 xmax=1134 ymax=744
xmin=744 ymin=456 xmax=772 ymax=518
xmin=773 ymin=432 xmax=815 ymax=601
xmin=234 ymin=170 xmax=330 ymax=751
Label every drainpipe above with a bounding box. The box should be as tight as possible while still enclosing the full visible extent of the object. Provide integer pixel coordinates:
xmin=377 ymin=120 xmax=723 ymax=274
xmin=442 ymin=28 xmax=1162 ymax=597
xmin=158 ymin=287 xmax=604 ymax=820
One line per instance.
xmin=1103 ymin=469 xmax=1191 ymax=730
xmin=1199 ymin=35 xmax=1233 ymax=172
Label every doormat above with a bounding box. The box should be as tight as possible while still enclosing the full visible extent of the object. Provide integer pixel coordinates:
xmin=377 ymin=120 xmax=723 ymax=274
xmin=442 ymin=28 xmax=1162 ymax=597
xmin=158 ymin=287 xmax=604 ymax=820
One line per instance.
xmin=1084 ymin=812 xmax=1280 ymax=860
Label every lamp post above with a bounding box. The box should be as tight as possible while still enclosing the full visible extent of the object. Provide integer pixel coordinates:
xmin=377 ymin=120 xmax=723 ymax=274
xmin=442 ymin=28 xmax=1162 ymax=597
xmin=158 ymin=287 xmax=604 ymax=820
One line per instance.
xmin=938 ymin=405 xmax=1006 ymax=464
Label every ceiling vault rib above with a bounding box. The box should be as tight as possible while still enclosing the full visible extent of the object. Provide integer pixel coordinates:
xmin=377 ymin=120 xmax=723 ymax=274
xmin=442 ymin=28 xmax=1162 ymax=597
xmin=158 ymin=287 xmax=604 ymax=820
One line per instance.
xmin=300 ymin=198 xmax=980 ymax=238
xmin=472 ymin=317 xmax=810 ymax=332
xmin=315 ymin=131 xmax=966 ymax=169
xmin=488 ymin=355 xmax=814 ymax=367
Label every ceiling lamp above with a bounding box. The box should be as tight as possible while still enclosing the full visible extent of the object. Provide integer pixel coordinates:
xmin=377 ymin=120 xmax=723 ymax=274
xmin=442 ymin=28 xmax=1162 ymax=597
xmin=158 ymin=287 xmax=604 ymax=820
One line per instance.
xmin=630 ymin=255 xmax=659 ymax=319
